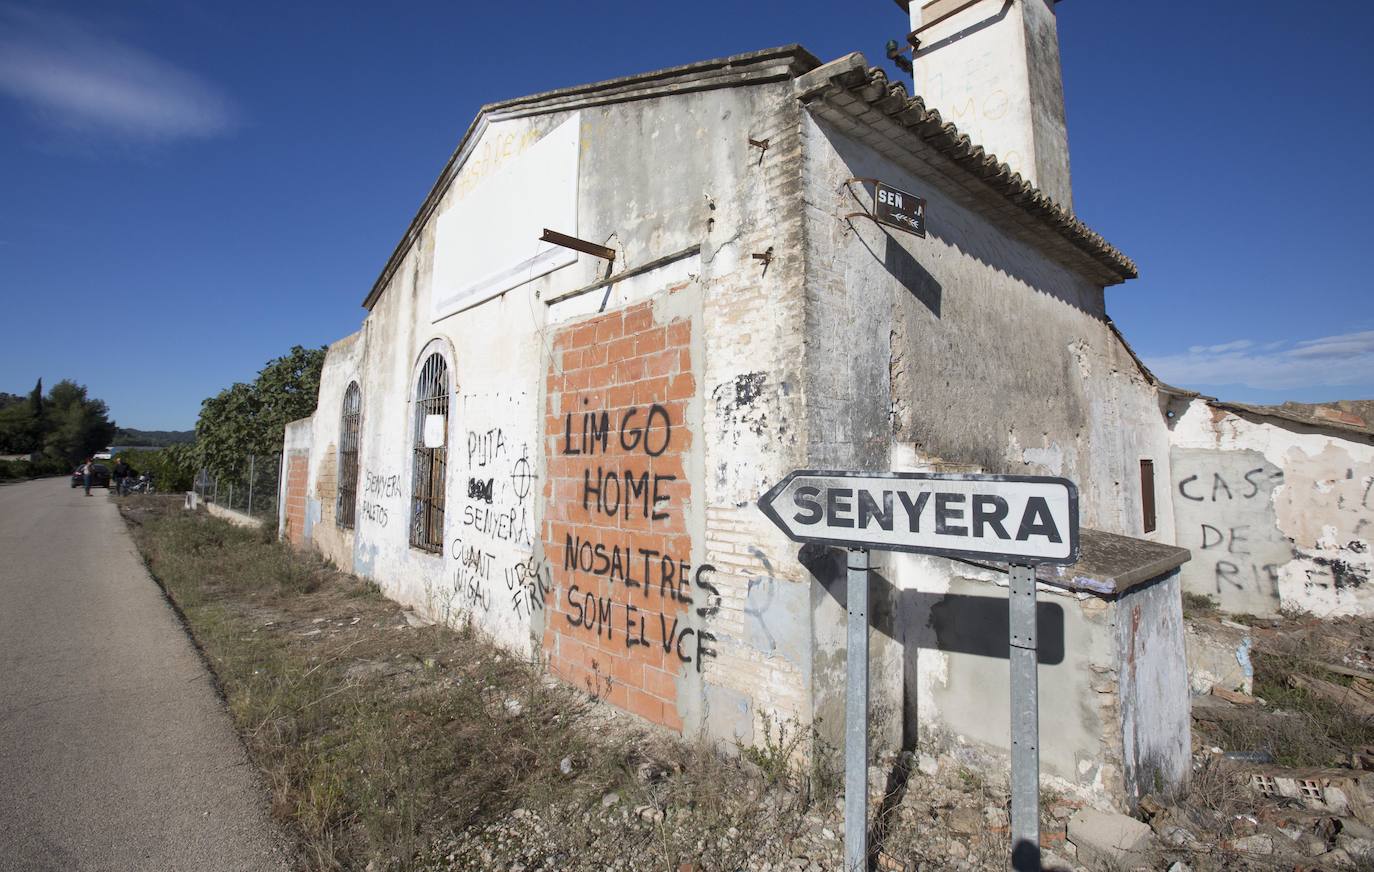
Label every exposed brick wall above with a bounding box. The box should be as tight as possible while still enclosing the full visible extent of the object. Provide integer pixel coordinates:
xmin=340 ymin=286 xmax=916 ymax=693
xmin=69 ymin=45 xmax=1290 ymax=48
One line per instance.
xmin=284 ymin=451 xmax=308 ymax=546
xmin=543 ymin=300 xmax=700 ymax=731
xmin=315 ymin=444 xmax=338 ymax=527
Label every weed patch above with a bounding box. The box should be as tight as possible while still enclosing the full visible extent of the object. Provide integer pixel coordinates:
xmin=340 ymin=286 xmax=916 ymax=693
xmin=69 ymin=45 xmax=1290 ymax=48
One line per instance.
xmin=121 ymin=500 xmax=836 ymax=871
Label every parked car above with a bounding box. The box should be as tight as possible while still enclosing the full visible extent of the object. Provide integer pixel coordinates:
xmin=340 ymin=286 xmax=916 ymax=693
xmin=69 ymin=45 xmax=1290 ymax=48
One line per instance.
xmin=71 ymin=463 xmax=111 ymax=488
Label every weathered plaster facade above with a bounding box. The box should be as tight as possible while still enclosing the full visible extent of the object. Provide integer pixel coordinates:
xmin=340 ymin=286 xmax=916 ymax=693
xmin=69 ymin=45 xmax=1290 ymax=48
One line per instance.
xmin=280 ymin=45 xmax=1189 ymax=809
xmin=1168 ymin=397 xmax=1374 ymax=616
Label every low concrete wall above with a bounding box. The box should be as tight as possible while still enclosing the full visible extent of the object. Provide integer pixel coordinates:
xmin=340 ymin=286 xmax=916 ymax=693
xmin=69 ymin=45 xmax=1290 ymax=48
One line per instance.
xmin=1116 ymin=571 xmax=1190 ymax=807
xmin=206 ymin=501 xmax=265 ymax=530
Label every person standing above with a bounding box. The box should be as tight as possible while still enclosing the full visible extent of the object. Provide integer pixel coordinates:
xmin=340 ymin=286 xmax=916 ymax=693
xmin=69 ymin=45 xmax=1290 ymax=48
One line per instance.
xmin=81 ymin=457 xmax=94 ymax=496
xmin=112 ymin=456 xmax=135 ymax=496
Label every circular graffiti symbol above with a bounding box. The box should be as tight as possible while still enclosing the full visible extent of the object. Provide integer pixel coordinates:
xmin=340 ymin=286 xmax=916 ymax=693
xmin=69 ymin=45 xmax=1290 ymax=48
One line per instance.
xmin=511 ymin=455 xmax=534 ymax=501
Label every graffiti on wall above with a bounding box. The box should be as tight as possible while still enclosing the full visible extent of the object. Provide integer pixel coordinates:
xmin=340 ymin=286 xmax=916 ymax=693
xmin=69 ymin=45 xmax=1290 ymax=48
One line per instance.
xmin=556 ymin=402 xmax=719 ymax=668
xmin=441 ymin=391 xmax=550 ymax=629
xmin=361 ymin=468 xmax=402 ymax=528
xmin=544 ymin=301 xmax=705 ymax=729
xmin=460 ymin=426 xmax=535 ymax=547
xmin=1171 ymin=448 xmax=1293 ymax=612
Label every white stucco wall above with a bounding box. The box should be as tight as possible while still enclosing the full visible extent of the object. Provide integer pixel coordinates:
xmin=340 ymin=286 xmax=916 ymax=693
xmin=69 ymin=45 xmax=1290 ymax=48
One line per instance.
xmin=290 ymin=62 xmax=822 ymax=744
xmin=1171 ymin=399 xmax=1374 ymax=616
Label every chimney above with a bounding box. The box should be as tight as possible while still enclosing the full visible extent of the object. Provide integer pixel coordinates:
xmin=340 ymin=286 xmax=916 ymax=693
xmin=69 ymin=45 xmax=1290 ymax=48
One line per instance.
xmin=905 ymin=0 xmax=1073 ymax=210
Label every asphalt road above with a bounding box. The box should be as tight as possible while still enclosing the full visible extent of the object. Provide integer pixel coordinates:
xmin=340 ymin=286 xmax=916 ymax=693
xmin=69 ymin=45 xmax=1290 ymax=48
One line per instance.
xmin=0 ymin=478 xmax=290 ymax=871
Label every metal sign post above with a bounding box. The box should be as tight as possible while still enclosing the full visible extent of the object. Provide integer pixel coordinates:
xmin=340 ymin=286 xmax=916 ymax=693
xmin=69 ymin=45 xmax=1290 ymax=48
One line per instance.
xmin=845 ymin=547 xmax=870 ymax=872
xmin=757 ymin=471 xmax=1078 ymax=871
xmin=1008 ymin=562 xmax=1041 ymax=871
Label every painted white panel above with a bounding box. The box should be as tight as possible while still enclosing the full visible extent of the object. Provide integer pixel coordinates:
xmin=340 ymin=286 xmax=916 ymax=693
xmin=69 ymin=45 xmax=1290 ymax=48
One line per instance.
xmin=423 ymin=414 xmax=446 ymax=448
xmin=431 ymin=114 xmax=580 ymax=322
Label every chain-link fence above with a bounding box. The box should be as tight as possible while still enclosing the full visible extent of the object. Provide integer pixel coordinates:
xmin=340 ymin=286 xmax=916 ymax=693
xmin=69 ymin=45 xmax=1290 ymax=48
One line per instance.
xmin=194 ymin=454 xmax=281 ymax=522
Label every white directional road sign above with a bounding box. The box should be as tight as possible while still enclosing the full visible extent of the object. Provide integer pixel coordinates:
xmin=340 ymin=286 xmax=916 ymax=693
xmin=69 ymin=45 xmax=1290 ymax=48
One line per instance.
xmin=757 ymin=470 xmax=1079 ymax=565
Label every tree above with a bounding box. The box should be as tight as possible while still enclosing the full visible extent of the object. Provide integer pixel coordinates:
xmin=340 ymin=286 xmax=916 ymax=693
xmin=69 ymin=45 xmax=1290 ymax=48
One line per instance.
xmin=194 ymin=346 xmax=325 ymax=477
xmin=0 ymin=377 xmax=113 ymax=459
xmin=0 ymin=402 xmax=35 ymax=453
xmin=252 ymin=345 xmax=325 ymax=456
xmin=41 ymin=380 xmax=115 ymax=463
xmin=195 ymin=382 xmax=260 ymax=479
xmin=29 ymin=378 xmax=43 ymax=421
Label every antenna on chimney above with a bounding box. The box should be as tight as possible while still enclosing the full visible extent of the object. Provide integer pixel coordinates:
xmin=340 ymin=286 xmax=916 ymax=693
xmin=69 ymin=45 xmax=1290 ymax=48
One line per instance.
xmin=885 ymin=40 xmax=913 ymax=73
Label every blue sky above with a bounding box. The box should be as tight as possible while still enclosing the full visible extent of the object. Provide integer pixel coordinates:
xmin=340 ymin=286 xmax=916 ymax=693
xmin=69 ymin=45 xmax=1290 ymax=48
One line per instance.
xmin=1 ymin=1 xmax=1370 ymax=430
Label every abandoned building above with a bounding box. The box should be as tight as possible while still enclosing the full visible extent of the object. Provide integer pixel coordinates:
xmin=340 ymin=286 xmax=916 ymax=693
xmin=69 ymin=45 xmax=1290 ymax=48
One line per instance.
xmin=277 ymin=1 xmax=1214 ymax=811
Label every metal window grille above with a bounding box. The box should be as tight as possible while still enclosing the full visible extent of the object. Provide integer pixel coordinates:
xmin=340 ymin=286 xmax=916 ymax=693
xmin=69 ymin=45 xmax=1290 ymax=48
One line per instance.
xmin=410 ymin=353 xmax=448 ymax=553
xmin=337 ymin=381 xmax=362 ymax=530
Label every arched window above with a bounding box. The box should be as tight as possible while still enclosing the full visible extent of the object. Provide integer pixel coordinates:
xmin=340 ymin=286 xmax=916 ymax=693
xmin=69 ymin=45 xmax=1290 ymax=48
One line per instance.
xmin=410 ymin=351 xmax=449 ymax=553
xmin=336 ymin=381 xmax=361 ymax=530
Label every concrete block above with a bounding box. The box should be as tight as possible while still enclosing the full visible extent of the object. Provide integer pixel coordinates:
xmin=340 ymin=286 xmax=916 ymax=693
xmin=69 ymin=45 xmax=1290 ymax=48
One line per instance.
xmin=1185 ymin=618 xmax=1253 ymax=696
xmin=1067 ymin=808 xmax=1156 ymax=868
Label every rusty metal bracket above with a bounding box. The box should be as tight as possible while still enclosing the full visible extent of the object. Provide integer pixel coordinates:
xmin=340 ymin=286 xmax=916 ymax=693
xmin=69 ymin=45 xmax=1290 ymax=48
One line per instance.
xmin=842 ymin=178 xmax=879 ymax=231
xmin=751 ymin=247 xmax=774 ymax=267
xmin=748 ymin=137 xmax=770 ymax=167
xmin=540 ymin=228 xmax=616 ymax=262
xmin=541 ymin=244 xmax=701 ymax=307
xmin=897 ymin=0 xmax=1010 ymax=53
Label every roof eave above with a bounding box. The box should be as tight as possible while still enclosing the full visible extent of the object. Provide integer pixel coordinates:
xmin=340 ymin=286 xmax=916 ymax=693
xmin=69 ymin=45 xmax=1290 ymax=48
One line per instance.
xmin=794 ymin=52 xmax=1137 ymax=287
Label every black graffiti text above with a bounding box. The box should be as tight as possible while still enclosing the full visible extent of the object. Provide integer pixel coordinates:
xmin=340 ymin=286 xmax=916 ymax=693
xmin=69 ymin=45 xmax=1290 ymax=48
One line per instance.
xmin=361 ymin=500 xmax=389 ymax=527
xmin=561 ymin=403 xmax=672 ymax=458
xmin=468 ymin=427 xmax=507 ymax=468
xmin=463 ymin=502 xmax=531 ymax=544
xmin=563 ymin=584 xmax=718 ymax=673
xmin=506 ymin=557 xmax=552 ymax=618
xmin=581 ymin=468 xmax=676 ymax=521
xmin=467 ymin=477 xmax=494 ymax=504
xmin=1178 ymin=467 xmax=1284 ymax=502
xmin=364 ymin=469 xmax=402 ymax=500
xmin=562 ymin=532 xmax=719 ymax=603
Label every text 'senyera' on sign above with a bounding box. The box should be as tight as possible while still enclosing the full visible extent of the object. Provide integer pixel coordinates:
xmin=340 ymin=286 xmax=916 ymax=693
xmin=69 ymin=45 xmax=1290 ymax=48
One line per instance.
xmin=874 ymin=182 xmax=926 ymax=237
xmin=757 ymin=471 xmax=1079 ymax=565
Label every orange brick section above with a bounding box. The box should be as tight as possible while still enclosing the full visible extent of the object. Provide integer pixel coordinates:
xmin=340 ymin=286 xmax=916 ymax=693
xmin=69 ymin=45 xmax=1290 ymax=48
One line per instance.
xmin=285 ymin=452 xmax=308 ymax=546
xmin=543 ymin=301 xmax=706 ymax=732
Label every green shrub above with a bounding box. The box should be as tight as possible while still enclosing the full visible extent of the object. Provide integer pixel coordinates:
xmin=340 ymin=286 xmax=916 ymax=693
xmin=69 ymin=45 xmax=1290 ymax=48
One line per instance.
xmin=117 ymin=446 xmax=196 ymax=492
xmin=0 ymin=457 xmax=70 ymax=480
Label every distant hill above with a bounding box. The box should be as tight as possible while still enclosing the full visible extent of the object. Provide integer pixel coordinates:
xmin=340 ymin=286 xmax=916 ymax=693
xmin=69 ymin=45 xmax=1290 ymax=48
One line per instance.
xmin=112 ymin=428 xmax=195 ymax=447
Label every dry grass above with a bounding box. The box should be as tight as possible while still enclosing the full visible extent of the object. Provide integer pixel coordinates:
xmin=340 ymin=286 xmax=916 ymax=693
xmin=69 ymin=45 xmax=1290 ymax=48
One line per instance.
xmin=1191 ymin=611 xmax=1374 ymax=768
xmin=120 ymin=499 xmax=832 ymax=871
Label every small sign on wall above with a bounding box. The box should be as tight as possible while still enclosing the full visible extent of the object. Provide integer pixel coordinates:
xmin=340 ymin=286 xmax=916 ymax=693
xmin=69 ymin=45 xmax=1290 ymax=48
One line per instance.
xmin=423 ymin=414 xmax=446 ymax=448
xmin=844 ymin=177 xmax=928 ymax=237
xmin=874 ymin=181 xmax=926 ymax=237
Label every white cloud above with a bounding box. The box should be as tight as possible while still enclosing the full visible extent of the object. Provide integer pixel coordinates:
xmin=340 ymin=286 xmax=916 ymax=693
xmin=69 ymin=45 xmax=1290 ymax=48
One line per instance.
xmin=0 ymin=5 xmax=237 ymax=142
xmin=1187 ymin=339 xmax=1252 ymax=355
xmin=1146 ymin=330 xmax=1374 ymax=392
